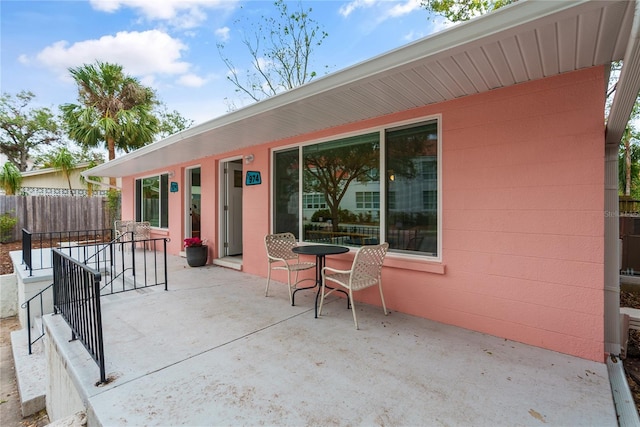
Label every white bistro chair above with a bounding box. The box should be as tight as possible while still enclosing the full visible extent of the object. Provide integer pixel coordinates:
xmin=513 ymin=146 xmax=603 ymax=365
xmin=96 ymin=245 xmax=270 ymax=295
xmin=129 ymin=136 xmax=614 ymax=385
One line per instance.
xmin=319 ymin=242 xmax=389 ymax=329
xmin=264 ymin=233 xmax=316 ymax=305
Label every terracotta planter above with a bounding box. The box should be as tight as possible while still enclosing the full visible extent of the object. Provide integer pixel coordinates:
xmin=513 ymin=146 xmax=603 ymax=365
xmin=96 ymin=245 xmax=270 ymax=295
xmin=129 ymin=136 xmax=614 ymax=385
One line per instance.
xmin=186 ymin=245 xmax=208 ymax=267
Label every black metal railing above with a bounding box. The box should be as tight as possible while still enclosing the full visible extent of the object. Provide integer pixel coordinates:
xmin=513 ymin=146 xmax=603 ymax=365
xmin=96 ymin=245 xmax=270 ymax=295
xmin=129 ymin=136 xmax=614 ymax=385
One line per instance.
xmin=304 ymin=224 xmax=380 ymax=246
xmin=303 ymin=223 xmax=435 ymax=252
xmin=22 ymin=228 xmax=114 ymax=276
xmin=52 ymin=248 xmax=106 ymax=384
xmin=88 ymin=234 xmax=169 ymax=295
xmin=20 ymin=283 xmax=53 ymax=355
xmin=20 ymin=231 xmax=168 ymax=385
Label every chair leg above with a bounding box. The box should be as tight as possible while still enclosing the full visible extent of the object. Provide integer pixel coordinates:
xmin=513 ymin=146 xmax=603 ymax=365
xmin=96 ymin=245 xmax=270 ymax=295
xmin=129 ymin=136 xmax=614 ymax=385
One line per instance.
xmin=349 ymin=290 xmax=359 ymax=329
xmin=318 ymin=280 xmax=327 ymax=316
xmin=287 ymin=270 xmax=294 ymax=306
xmin=265 ymin=265 xmax=272 ymax=297
xmin=378 ymin=282 xmax=388 ymax=315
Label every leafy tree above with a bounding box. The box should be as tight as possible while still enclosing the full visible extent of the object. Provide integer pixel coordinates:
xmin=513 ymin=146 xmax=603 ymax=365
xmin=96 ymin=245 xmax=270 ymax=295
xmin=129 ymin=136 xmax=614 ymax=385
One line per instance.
xmin=61 ymin=62 xmax=159 ymax=185
xmin=420 ymin=0 xmax=516 ymax=22
xmin=218 ymin=0 xmax=328 ymax=106
xmin=155 ymin=105 xmax=194 ymax=139
xmin=0 ymin=162 xmax=22 ymax=195
xmin=45 ymin=146 xmax=77 ymax=196
xmin=619 ymin=133 xmax=640 ymax=199
xmin=0 ymin=91 xmax=60 ymax=171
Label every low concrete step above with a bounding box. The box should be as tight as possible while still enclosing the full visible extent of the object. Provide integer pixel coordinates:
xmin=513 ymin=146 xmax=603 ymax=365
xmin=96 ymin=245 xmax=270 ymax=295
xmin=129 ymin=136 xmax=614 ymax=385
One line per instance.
xmin=46 ymin=411 xmax=86 ymax=426
xmin=11 ymin=320 xmax=47 ymax=417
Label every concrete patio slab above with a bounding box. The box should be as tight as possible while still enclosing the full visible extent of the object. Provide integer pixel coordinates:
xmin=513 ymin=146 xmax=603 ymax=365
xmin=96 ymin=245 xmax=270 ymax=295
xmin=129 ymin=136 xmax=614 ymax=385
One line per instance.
xmin=42 ymin=254 xmax=617 ymax=426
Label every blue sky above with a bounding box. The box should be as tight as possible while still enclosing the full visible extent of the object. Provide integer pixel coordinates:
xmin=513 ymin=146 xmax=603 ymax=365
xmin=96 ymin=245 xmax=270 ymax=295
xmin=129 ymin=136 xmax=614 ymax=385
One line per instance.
xmin=1 ymin=0 xmax=450 ymax=126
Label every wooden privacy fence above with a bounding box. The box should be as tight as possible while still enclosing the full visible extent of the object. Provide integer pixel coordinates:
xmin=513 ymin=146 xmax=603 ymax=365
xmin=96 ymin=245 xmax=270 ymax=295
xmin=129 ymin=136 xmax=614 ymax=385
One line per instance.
xmin=0 ymin=195 xmax=112 ymax=242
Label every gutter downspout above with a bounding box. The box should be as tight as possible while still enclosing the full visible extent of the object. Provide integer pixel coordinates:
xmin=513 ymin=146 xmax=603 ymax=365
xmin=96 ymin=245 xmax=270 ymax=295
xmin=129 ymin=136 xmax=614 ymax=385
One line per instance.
xmin=80 ymin=172 xmax=121 ymax=191
xmin=605 ymin=1 xmax=640 ymax=425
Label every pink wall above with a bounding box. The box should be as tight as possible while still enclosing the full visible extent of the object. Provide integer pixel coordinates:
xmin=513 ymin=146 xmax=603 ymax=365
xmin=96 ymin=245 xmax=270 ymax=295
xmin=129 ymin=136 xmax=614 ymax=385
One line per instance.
xmin=122 ymin=66 xmax=606 ymax=361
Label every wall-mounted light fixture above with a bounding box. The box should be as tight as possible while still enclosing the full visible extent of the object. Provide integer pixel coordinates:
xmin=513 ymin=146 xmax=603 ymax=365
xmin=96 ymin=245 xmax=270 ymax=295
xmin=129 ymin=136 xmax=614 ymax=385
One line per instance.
xmin=168 ymin=171 xmax=175 ymax=179
xmin=244 ymin=154 xmax=255 ymax=164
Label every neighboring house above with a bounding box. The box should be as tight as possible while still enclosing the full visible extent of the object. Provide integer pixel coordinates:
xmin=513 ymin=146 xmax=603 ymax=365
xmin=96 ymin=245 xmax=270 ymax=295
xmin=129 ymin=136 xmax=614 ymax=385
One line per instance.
xmin=20 ymin=162 xmax=110 ymax=197
xmin=86 ymin=1 xmax=640 ymax=362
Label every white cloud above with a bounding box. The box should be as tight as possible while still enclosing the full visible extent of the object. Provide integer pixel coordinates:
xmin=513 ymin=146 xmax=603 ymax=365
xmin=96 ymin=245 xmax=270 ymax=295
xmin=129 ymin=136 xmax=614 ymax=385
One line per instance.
xmin=18 ymin=54 xmax=30 ymax=65
xmin=339 ymin=0 xmax=423 ymax=32
xmin=177 ymin=73 xmax=207 ymax=87
xmin=339 ymin=0 xmax=376 ymax=18
xmin=215 ymin=27 xmax=230 ymax=42
xmin=89 ymin=0 xmax=238 ymax=29
xmin=387 ymin=0 xmax=422 ymax=18
xmin=34 ymin=30 xmax=191 ymax=81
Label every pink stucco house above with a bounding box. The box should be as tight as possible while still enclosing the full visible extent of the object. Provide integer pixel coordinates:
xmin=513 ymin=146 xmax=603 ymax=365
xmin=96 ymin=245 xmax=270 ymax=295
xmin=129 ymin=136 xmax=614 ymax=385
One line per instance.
xmin=86 ymin=0 xmax=640 ymax=363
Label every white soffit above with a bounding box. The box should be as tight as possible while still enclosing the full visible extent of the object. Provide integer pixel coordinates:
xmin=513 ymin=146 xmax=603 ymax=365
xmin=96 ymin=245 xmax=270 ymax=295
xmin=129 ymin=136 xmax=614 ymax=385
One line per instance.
xmin=88 ymin=0 xmax=636 ymax=178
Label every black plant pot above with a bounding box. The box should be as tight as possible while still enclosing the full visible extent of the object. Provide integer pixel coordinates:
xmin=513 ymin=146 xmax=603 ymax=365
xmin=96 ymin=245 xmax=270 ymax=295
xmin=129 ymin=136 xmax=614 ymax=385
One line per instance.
xmin=186 ymin=245 xmax=208 ymax=267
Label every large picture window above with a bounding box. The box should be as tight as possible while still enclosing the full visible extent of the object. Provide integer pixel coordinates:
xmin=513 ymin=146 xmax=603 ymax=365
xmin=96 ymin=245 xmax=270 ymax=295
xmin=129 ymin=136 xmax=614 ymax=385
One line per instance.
xmin=135 ymin=174 xmax=169 ymax=228
xmin=272 ymin=118 xmax=439 ymax=258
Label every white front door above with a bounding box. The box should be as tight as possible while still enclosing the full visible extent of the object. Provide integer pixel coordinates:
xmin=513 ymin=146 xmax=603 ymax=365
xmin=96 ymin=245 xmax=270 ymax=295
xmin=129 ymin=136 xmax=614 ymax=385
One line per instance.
xmin=224 ymin=161 xmax=243 ymax=256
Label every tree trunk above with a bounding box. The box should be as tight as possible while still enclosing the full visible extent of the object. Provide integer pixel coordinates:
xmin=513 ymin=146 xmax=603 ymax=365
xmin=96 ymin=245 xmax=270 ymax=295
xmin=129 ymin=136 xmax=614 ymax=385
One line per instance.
xmin=107 ymin=136 xmax=116 ymax=188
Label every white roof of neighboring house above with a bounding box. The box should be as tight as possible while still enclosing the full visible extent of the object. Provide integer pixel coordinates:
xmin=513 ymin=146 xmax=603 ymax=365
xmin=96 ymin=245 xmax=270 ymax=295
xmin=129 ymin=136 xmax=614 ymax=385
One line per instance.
xmin=86 ymin=0 xmax=640 ymax=179
xmin=21 ymin=162 xmax=93 ymax=178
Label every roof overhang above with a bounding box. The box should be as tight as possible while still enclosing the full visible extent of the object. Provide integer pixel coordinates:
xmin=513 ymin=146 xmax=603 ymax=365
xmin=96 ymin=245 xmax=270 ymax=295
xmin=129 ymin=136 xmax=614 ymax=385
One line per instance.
xmin=86 ymin=0 xmax=639 ymax=179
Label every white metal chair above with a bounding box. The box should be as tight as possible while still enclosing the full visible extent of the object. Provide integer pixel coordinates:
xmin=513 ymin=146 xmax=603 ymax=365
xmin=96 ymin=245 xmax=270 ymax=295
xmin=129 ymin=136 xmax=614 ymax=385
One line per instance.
xmin=319 ymin=242 xmax=389 ymax=329
xmin=132 ymin=221 xmax=151 ymax=249
xmin=114 ymin=220 xmax=134 ymax=243
xmin=264 ymin=233 xmax=316 ymax=305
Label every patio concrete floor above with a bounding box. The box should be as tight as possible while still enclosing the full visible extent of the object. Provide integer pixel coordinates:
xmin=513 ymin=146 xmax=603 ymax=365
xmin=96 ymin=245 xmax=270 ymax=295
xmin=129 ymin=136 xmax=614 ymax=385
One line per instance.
xmin=43 ymin=253 xmax=618 ymax=426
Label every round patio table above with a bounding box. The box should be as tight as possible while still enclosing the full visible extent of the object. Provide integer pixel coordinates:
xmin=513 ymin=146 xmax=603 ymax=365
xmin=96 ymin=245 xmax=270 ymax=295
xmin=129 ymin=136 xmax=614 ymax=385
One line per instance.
xmin=292 ymin=245 xmax=350 ymax=318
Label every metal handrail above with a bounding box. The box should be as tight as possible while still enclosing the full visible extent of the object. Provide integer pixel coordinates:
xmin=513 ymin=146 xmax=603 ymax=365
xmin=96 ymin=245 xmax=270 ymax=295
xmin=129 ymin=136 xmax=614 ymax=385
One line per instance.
xmin=22 ymin=228 xmax=114 ymax=276
xmin=52 ymin=248 xmax=106 ymax=384
xmin=20 ymin=283 xmax=53 ymax=355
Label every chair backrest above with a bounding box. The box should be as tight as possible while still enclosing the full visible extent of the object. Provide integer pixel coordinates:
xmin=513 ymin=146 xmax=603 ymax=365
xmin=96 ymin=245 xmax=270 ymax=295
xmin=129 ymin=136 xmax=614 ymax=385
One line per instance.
xmin=350 ymin=242 xmax=389 ymax=290
xmin=265 ymin=233 xmax=298 ymax=260
xmin=133 ymin=221 xmax=151 ymax=240
xmin=114 ymin=220 xmax=134 ymax=240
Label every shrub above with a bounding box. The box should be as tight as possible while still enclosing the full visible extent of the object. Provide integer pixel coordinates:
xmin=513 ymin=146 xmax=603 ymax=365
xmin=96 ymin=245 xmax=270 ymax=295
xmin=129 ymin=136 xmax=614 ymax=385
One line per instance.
xmin=310 ymin=208 xmax=357 ymax=223
xmin=0 ymin=211 xmax=18 ymax=243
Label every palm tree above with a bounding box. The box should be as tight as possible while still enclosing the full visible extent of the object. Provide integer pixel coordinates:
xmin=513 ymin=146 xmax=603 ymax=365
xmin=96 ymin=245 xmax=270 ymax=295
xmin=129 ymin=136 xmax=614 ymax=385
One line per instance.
xmin=0 ymin=162 xmax=22 ymax=195
xmin=47 ymin=147 xmax=77 ymax=196
xmin=79 ymin=160 xmax=102 ymax=197
xmin=61 ymin=61 xmax=159 ymax=186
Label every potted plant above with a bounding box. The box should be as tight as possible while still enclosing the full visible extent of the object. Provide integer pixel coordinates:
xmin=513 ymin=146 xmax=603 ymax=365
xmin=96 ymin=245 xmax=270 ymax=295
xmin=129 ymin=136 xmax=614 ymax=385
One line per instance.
xmin=184 ymin=237 xmax=208 ymax=267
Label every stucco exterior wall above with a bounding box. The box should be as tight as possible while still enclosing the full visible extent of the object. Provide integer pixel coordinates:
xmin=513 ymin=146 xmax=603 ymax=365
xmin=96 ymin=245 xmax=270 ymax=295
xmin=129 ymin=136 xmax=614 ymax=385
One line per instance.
xmin=121 ymin=67 xmax=606 ymax=361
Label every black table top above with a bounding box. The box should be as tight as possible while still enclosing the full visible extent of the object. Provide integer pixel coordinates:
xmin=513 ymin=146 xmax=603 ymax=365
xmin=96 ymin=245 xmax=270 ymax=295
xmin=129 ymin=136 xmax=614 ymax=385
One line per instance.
xmin=292 ymin=245 xmax=349 ymax=256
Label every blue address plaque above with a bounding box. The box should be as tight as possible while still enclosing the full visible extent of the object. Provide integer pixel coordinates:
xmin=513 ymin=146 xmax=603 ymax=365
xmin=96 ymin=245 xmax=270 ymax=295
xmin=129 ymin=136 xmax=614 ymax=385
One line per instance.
xmin=245 ymin=171 xmax=262 ymax=186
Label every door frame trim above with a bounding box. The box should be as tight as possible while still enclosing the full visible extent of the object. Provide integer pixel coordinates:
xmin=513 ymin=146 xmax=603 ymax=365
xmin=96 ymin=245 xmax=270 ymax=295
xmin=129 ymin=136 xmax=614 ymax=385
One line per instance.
xmin=218 ymin=156 xmax=243 ymax=258
xmin=183 ymin=165 xmax=201 ymax=240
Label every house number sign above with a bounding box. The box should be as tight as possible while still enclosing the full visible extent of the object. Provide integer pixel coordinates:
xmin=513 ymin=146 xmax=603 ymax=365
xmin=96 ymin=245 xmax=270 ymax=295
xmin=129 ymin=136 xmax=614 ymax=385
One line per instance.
xmin=245 ymin=171 xmax=262 ymax=186
xmin=170 ymin=182 xmax=179 ymax=192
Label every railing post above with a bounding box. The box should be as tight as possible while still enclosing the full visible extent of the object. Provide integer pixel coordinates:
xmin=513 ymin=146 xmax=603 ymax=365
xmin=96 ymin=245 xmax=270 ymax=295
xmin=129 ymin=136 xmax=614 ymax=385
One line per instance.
xmin=22 ymin=228 xmax=33 ymax=276
xmin=26 ymin=302 xmax=32 ymax=355
xmin=93 ymin=271 xmax=106 ymax=384
xmin=164 ymin=238 xmax=168 ymax=291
